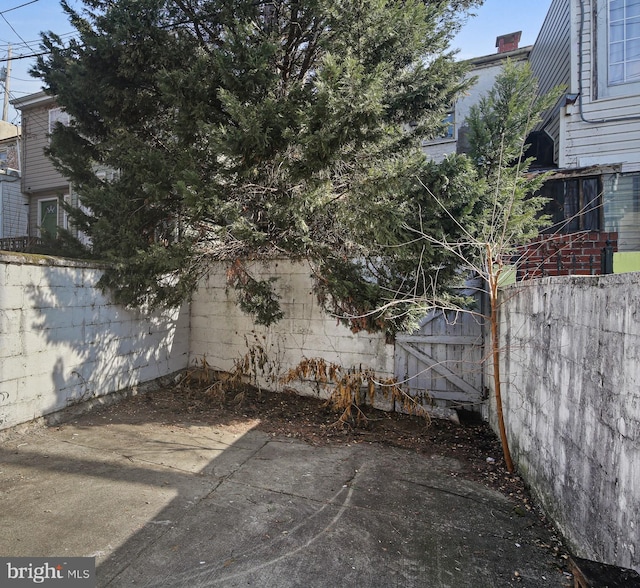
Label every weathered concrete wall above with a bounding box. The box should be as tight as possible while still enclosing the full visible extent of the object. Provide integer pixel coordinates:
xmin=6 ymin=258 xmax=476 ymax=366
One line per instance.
xmin=0 ymin=253 xmax=189 ymax=430
xmin=493 ymin=273 xmax=640 ymax=572
xmin=190 ymin=259 xmax=394 ymax=395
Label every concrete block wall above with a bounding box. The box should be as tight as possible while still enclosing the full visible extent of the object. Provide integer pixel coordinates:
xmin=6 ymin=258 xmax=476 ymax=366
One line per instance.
xmin=493 ymin=273 xmax=640 ymax=572
xmin=189 ymin=259 xmax=394 ymax=395
xmin=0 ymin=253 xmax=189 ymax=430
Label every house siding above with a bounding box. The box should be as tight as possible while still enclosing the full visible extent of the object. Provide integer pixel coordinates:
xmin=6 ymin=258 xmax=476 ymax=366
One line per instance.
xmin=560 ymin=0 xmax=640 ymax=169
xmin=0 ymin=176 xmax=29 ymax=238
xmin=531 ymin=0 xmax=640 ymax=170
xmin=529 ymin=0 xmax=571 ymax=165
xmin=422 ymin=47 xmax=531 ymax=162
xmin=21 ymin=102 xmax=69 ymax=195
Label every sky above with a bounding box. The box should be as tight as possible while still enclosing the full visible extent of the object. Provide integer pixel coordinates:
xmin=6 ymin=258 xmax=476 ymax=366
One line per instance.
xmin=0 ymin=0 xmax=553 ymax=124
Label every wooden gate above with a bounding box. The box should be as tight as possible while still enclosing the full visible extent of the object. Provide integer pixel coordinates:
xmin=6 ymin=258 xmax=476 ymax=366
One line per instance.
xmin=394 ymin=287 xmax=485 ymax=408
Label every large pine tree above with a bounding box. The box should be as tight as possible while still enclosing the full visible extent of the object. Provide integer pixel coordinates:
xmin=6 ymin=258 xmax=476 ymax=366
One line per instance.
xmin=34 ymin=0 xmax=483 ymax=333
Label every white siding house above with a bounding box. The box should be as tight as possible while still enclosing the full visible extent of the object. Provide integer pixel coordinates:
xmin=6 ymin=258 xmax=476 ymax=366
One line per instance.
xmin=422 ymin=33 xmax=531 ymax=162
xmin=531 ymin=0 xmax=640 ymax=268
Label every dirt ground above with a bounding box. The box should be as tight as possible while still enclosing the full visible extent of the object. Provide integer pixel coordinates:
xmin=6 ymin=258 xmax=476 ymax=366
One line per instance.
xmin=104 ymin=378 xmax=570 ymax=574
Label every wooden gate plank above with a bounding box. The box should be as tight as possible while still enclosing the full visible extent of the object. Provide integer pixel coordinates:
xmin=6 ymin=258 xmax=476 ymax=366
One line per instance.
xmin=396 ymin=341 xmax=483 ymax=400
xmin=396 ymin=335 xmax=482 ymax=345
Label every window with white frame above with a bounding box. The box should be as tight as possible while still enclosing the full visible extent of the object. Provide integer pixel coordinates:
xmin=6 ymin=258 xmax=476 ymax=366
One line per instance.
xmin=441 ymin=109 xmax=455 ymax=139
xmin=48 ymin=107 xmax=70 ymax=134
xmin=608 ymin=0 xmax=640 ymax=85
xmin=597 ymin=0 xmax=640 ymax=97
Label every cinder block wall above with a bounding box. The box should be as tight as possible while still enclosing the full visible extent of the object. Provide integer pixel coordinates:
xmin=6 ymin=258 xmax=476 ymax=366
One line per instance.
xmin=0 ymin=253 xmax=189 ymax=430
xmin=492 ymin=273 xmax=640 ymax=572
xmin=189 ymin=259 xmax=394 ymax=394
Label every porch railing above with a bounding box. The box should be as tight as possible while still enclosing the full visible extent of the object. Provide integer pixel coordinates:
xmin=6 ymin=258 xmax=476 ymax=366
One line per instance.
xmin=0 ymin=236 xmax=44 ymax=253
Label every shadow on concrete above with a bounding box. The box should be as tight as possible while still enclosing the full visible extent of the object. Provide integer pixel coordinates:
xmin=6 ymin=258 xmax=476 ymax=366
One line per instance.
xmin=0 ymin=402 xmax=569 ymax=588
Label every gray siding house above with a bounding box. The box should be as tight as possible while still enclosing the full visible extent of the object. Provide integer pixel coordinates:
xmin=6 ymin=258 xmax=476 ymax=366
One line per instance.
xmin=11 ymin=91 xmax=71 ymax=240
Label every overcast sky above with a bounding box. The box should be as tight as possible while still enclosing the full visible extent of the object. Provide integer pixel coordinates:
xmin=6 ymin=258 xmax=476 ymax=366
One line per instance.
xmin=1 ymin=0 xmax=553 ymax=124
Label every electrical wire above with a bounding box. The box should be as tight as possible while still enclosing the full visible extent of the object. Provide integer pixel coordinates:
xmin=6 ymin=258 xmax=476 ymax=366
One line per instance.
xmin=0 ymin=14 xmax=37 ymax=53
xmin=0 ymin=1 xmax=40 ymax=16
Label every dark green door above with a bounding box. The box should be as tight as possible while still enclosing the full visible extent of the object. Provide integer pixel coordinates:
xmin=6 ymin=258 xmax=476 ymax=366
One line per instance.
xmin=40 ymin=199 xmax=58 ymax=238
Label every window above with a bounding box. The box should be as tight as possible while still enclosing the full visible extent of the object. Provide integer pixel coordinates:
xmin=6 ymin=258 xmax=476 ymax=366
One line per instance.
xmin=541 ymin=177 xmax=602 ymax=233
xmin=597 ymin=0 xmax=640 ymax=96
xmin=603 ymin=172 xmax=640 ymax=250
xmin=48 ymin=107 xmax=70 ymax=134
xmin=441 ymin=110 xmax=455 ymax=139
xmin=608 ymin=0 xmax=640 ymax=85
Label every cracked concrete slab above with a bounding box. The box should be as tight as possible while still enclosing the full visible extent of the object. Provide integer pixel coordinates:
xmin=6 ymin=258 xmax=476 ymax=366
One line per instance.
xmin=0 ymin=409 xmax=567 ymax=587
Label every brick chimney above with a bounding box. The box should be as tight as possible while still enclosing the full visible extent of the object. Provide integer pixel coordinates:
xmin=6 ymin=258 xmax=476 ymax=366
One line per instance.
xmin=496 ymin=31 xmax=522 ymax=53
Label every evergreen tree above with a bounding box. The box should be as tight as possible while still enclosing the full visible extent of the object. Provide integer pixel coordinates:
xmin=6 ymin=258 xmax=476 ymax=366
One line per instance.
xmin=409 ymin=60 xmax=564 ymax=472
xmin=34 ymin=0 xmax=482 ymax=333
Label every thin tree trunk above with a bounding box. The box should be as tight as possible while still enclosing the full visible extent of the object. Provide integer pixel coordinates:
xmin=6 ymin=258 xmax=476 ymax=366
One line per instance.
xmin=487 ymin=252 xmax=514 ymax=473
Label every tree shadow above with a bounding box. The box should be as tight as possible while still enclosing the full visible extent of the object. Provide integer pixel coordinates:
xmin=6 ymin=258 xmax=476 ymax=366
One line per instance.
xmin=0 ymin=400 xmax=567 ymax=588
xmin=0 ymin=257 xmax=188 ymax=429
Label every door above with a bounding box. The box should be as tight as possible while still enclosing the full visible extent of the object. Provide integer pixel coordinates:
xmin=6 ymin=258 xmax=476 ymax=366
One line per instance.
xmin=39 ymin=199 xmax=58 ymax=238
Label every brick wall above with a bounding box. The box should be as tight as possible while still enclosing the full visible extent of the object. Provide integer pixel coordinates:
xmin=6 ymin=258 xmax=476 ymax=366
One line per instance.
xmin=0 ymin=253 xmax=189 ymax=430
xmin=514 ymin=231 xmax=618 ymax=279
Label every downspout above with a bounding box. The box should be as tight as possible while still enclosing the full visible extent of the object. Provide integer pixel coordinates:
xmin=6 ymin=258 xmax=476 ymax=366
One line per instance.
xmin=15 ymin=124 xmax=21 ymax=173
xmin=578 ymin=0 xmax=640 ymax=123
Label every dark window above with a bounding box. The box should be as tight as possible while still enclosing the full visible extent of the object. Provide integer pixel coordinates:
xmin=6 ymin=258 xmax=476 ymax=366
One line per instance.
xmin=541 ymin=176 xmax=602 ymax=233
xmin=564 ymin=180 xmax=581 ymax=232
xmin=583 ymin=178 xmax=601 ymax=230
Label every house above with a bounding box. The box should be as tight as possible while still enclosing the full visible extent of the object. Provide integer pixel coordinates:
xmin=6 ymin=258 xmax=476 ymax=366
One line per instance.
xmin=524 ymin=0 xmax=640 ymax=276
xmin=0 ymin=120 xmax=20 ymax=170
xmin=422 ymin=32 xmax=532 ymax=162
xmin=426 ymin=8 xmax=640 ymax=279
xmin=10 ymin=91 xmax=72 ymax=241
xmin=0 ymin=120 xmax=28 ymax=243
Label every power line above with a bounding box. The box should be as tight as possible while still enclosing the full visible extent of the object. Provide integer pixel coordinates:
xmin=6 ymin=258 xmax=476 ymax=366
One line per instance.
xmin=4 ymin=74 xmax=39 ymax=82
xmin=0 ymin=1 xmax=40 ymax=16
xmin=0 ymin=13 xmax=37 ymax=52
xmin=0 ymin=0 xmax=40 ymax=18
xmin=2 ymin=48 xmax=49 ymax=61
xmin=0 ymin=32 xmax=76 ymax=50
xmin=1 ymin=14 xmax=207 ymax=63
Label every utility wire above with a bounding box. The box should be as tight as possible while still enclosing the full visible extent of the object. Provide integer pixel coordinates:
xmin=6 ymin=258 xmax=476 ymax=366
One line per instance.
xmin=0 ymin=32 xmax=76 ymax=49
xmin=1 ymin=14 xmax=37 ymax=52
xmin=0 ymin=1 xmax=40 ymax=16
xmin=2 ymin=13 xmax=203 ymax=62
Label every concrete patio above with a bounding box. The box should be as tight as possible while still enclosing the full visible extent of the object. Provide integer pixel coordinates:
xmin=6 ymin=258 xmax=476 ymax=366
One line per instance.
xmin=0 ymin=399 xmax=569 ymax=587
